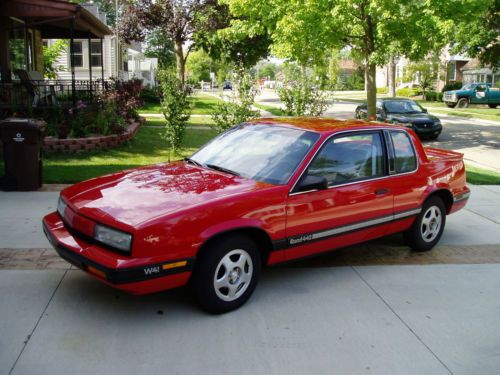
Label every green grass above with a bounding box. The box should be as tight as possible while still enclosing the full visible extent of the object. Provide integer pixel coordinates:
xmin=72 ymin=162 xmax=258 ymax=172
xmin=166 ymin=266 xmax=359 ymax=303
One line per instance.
xmin=142 ymin=115 xmax=214 ymax=127
xmin=39 ymin=125 xmax=217 ymax=184
xmin=189 ymin=93 xmax=224 ymax=115
xmin=138 ymin=93 xmax=224 ymax=116
xmin=138 ymin=102 xmax=161 ymax=114
xmin=466 ymin=165 xmax=500 ymax=185
xmin=253 ymin=103 xmax=288 ymax=116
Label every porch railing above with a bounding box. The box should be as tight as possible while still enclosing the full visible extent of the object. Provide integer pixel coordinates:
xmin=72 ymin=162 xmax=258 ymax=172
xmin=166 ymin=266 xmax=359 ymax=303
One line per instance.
xmin=0 ymin=79 xmax=110 ymax=112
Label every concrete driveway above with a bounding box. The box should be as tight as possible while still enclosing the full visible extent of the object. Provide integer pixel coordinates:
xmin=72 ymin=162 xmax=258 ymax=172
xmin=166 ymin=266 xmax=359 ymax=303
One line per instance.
xmin=255 ymin=90 xmax=500 ymax=172
xmin=1 ymin=185 xmax=500 ymax=375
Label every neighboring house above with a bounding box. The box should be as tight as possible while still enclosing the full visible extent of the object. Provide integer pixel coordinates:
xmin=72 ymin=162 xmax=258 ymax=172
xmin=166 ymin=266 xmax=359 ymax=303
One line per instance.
xmin=127 ymin=45 xmax=158 ymax=87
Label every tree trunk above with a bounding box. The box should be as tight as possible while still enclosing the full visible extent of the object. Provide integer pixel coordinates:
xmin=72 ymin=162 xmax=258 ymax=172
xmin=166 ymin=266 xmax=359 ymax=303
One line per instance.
xmin=174 ymin=40 xmax=186 ymax=88
xmin=365 ymin=61 xmax=377 ymax=120
xmin=388 ymin=56 xmax=396 ymax=97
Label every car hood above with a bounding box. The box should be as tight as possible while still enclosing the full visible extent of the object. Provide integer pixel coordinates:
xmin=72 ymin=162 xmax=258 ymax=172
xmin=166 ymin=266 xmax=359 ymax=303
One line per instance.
xmin=388 ymin=113 xmax=439 ymax=123
xmin=444 ymin=89 xmax=467 ymax=95
xmin=61 ymin=161 xmax=273 ymax=227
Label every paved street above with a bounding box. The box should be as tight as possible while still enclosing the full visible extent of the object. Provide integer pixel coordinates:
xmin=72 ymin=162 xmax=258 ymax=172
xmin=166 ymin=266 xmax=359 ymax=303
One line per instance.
xmin=1 ymin=185 xmax=500 ymax=375
xmin=255 ymin=90 xmax=500 ymax=172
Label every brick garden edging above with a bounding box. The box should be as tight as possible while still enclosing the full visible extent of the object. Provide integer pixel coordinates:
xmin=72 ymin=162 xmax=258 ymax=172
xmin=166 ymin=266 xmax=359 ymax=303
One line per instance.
xmin=43 ymin=116 xmax=146 ymax=154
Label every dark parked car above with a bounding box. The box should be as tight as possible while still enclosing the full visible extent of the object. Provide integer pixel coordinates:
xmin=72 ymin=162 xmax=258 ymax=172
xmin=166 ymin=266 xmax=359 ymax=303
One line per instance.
xmin=355 ymin=98 xmax=442 ymax=139
xmin=222 ymin=81 xmax=232 ymax=90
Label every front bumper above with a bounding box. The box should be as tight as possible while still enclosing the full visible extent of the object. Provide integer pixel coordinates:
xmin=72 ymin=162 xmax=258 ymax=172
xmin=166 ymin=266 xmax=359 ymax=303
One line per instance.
xmin=43 ymin=212 xmax=194 ymax=295
xmin=412 ymin=124 xmax=442 ymax=137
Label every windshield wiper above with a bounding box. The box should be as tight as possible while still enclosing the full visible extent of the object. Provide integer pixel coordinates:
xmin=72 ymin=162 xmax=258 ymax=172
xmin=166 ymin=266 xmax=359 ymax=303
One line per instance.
xmin=205 ymin=164 xmax=240 ymax=176
xmin=184 ymin=157 xmax=202 ymax=167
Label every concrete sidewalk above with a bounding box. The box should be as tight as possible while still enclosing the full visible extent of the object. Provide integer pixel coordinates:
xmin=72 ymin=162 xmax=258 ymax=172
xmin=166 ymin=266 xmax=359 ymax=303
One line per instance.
xmin=1 ymin=185 xmax=500 ymax=375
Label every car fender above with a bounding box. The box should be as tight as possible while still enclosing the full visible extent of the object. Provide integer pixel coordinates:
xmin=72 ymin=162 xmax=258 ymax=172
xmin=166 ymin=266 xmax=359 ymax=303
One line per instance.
xmin=199 ymin=218 xmax=270 ymax=244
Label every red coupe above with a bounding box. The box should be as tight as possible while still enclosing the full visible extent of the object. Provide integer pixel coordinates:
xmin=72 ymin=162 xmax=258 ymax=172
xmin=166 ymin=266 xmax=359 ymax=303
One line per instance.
xmin=43 ymin=118 xmax=470 ymax=313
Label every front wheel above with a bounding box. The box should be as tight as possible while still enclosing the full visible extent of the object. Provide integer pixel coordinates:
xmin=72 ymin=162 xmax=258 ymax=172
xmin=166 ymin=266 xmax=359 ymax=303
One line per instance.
xmin=456 ymin=98 xmax=469 ymax=108
xmin=488 ymin=104 xmax=498 ymax=109
xmin=192 ymin=235 xmax=261 ymax=314
xmin=404 ymin=196 xmax=446 ymax=252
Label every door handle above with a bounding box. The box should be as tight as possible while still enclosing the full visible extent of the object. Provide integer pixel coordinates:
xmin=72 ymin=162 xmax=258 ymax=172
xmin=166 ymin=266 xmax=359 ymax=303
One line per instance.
xmin=375 ymin=188 xmax=390 ymax=195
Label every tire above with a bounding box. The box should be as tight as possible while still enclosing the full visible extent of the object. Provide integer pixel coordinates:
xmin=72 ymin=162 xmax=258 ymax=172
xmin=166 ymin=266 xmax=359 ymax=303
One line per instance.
xmin=446 ymin=103 xmax=456 ymax=108
xmin=192 ymin=234 xmax=261 ymax=314
xmin=404 ymin=196 xmax=446 ymax=252
xmin=456 ymin=98 xmax=469 ymax=108
xmin=488 ymin=104 xmax=498 ymax=109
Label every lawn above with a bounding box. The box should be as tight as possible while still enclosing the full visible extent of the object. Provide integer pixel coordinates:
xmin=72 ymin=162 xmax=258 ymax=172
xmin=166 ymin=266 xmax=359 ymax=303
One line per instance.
xmin=138 ymin=93 xmax=225 ymax=115
xmin=143 ymin=115 xmax=214 ymax=127
xmin=39 ymin=125 xmax=218 ymax=184
xmin=253 ymin=103 xmax=288 ymax=116
xmin=465 ymin=165 xmax=500 ymax=185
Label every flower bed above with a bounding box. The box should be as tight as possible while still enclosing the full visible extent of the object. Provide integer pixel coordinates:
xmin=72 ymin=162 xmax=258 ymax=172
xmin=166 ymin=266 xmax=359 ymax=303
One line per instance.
xmin=43 ymin=117 xmax=145 ymax=153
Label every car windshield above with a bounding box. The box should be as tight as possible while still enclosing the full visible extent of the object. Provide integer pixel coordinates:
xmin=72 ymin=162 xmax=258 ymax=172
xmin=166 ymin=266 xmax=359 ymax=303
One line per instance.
xmin=384 ymin=100 xmax=424 ymax=114
xmin=191 ymin=124 xmax=320 ymax=185
xmin=461 ymin=84 xmax=475 ymax=90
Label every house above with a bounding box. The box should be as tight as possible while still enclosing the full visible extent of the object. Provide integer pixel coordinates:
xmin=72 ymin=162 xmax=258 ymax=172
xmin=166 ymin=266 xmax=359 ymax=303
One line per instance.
xmin=46 ymin=4 xmax=158 ymax=87
xmin=0 ymin=0 xmax=112 ymax=113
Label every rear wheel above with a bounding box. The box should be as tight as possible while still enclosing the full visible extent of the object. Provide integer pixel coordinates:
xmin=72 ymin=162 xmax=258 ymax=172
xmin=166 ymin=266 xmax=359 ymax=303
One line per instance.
xmin=488 ymin=104 xmax=498 ymax=109
xmin=192 ymin=235 xmax=261 ymax=314
xmin=456 ymin=98 xmax=469 ymax=108
xmin=404 ymin=196 xmax=446 ymax=252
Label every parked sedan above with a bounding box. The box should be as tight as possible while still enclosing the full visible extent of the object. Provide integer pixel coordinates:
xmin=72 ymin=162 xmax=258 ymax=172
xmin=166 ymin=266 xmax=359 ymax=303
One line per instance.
xmin=355 ymin=98 xmax=442 ymax=139
xmin=43 ymin=118 xmax=469 ymax=313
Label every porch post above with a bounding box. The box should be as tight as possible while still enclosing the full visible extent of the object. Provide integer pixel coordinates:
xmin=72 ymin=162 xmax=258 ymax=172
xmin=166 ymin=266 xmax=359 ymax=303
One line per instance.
xmin=70 ymin=18 xmax=76 ymax=107
xmin=88 ymin=32 xmax=92 ymax=101
xmin=100 ymin=38 xmax=104 ymax=90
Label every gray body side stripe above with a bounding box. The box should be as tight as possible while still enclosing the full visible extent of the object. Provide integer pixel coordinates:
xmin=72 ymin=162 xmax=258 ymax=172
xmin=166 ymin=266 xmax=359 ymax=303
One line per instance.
xmin=282 ymin=207 xmax=422 ymax=248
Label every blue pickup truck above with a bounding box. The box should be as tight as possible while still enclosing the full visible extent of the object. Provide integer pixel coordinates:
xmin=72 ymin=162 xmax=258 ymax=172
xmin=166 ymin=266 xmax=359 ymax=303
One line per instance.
xmin=443 ymin=83 xmax=500 ymax=108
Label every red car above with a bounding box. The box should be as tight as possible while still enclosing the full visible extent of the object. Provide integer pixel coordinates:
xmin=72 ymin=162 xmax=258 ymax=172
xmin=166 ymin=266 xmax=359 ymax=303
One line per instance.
xmin=43 ymin=119 xmax=470 ymax=313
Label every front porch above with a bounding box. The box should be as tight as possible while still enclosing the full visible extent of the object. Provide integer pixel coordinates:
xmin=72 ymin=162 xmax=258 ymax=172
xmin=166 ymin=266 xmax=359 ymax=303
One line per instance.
xmin=0 ymin=0 xmax=112 ymax=117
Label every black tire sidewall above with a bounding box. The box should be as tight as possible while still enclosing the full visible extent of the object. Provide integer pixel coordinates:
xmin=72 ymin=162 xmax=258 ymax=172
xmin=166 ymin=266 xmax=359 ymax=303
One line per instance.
xmin=404 ymin=196 xmax=446 ymax=252
xmin=192 ymin=235 xmax=261 ymax=314
xmin=457 ymin=98 xmax=469 ymax=108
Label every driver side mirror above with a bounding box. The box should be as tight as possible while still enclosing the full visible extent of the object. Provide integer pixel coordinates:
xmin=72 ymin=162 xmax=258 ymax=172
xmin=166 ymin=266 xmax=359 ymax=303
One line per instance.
xmin=423 ymin=108 xmax=428 ymax=113
xmin=296 ymin=175 xmax=328 ymax=193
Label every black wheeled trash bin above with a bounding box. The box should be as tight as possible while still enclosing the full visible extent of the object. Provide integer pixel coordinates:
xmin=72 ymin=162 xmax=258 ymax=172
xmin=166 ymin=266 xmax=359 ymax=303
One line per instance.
xmin=0 ymin=118 xmax=46 ymax=191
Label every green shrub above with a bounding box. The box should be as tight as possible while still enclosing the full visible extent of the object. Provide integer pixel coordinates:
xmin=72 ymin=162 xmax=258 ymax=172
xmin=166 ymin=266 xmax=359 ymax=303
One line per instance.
xmin=140 ymin=86 xmax=162 ymax=103
xmin=211 ymin=70 xmax=259 ymax=133
xmin=377 ymin=87 xmax=388 ymax=94
xmin=425 ymin=91 xmax=437 ymax=101
xmin=278 ymin=75 xmax=329 ymax=116
xmin=442 ymin=81 xmax=463 ymax=92
xmin=396 ymin=87 xmax=421 ymax=97
xmin=158 ymin=69 xmax=191 ymax=156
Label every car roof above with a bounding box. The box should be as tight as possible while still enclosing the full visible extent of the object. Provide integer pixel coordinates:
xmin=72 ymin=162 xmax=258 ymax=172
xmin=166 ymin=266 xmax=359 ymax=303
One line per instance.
xmin=249 ymin=117 xmax=402 ymax=134
xmin=379 ymin=98 xmax=416 ymax=102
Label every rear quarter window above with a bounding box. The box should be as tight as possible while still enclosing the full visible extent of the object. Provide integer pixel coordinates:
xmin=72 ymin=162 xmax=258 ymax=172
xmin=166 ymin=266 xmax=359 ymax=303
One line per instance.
xmin=390 ymin=131 xmax=417 ymax=173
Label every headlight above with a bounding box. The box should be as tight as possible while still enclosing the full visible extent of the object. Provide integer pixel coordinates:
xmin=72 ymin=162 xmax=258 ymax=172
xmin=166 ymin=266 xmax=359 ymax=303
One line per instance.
xmin=94 ymin=224 xmax=132 ymax=252
xmin=57 ymin=196 xmax=67 ymax=218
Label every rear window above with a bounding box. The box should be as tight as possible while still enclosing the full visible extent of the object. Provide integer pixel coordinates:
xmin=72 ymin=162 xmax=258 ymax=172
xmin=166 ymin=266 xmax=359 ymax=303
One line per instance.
xmin=390 ymin=131 xmax=417 ymax=173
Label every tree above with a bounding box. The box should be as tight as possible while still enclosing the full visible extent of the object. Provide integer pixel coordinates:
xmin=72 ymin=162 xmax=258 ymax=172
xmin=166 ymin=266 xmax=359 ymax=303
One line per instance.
xmin=221 ymin=0 xmax=463 ymax=118
xmin=404 ymin=58 xmax=440 ymax=98
xmin=43 ymin=40 xmax=68 ymax=79
xmin=451 ymin=0 xmax=499 ymax=67
xmin=117 ymin=0 xmax=227 ymax=87
xmin=144 ymin=29 xmax=176 ymax=69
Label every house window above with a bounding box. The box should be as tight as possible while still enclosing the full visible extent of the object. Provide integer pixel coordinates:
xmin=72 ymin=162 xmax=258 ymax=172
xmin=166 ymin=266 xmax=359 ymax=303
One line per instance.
xmin=72 ymin=41 xmax=83 ymax=67
xmin=91 ymin=41 xmax=102 ymax=67
xmin=447 ymin=61 xmax=456 ymax=81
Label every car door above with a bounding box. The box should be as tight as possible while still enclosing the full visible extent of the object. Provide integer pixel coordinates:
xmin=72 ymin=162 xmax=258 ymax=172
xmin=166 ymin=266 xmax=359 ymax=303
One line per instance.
xmin=284 ymin=130 xmax=394 ymax=261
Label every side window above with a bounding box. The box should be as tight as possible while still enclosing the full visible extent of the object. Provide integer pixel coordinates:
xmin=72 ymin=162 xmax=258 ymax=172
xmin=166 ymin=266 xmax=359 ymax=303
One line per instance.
xmin=307 ymin=132 xmax=384 ymax=186
xmin=390 ymin=131 xmax=417 ymax=173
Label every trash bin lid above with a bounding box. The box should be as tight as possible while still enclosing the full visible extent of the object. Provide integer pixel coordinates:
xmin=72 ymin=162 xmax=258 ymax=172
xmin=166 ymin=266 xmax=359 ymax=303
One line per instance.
xmin=0 ymin=118 xmax=46 ymax=132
